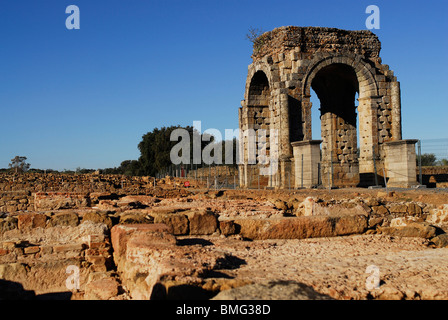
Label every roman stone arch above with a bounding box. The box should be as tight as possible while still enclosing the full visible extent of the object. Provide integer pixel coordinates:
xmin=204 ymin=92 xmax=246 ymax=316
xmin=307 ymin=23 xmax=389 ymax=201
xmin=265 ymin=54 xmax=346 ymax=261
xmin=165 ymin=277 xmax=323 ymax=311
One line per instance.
xmin=238 ymin=26 xmax=418 ymax=189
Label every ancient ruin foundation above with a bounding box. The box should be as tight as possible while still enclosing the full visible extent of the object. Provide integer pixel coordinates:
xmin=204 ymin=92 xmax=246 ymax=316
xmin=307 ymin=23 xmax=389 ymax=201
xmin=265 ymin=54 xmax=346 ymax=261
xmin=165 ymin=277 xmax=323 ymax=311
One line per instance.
xmin=239 ymin=26 xmax=418 ymax=189
xmin=1 ymin=173 xmax=448 ymax=300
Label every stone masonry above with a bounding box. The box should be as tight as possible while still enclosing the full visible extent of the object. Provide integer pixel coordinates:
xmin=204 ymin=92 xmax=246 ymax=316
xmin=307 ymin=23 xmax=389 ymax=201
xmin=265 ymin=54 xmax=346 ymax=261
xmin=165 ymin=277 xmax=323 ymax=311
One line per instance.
xmin=239 ymin=26 xmax=418 ymax=189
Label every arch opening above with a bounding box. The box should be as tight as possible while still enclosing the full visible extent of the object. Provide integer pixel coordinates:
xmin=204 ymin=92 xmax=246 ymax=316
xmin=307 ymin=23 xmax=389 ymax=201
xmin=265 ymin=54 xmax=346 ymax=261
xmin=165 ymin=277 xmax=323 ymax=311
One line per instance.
xmin=248 ymin=71 xmax=270 ymax=106
xmin=246 ymin=70 xmax=272 ymax=187
xmin=310 ymin=63 xmax=360 ymax=187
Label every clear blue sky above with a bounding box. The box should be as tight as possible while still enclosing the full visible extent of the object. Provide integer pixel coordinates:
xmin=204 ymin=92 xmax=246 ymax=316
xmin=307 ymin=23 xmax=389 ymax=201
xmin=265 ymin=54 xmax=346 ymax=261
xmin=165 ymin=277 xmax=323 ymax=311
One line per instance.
xmin=0 ymin=0 xmax=447 ymax=170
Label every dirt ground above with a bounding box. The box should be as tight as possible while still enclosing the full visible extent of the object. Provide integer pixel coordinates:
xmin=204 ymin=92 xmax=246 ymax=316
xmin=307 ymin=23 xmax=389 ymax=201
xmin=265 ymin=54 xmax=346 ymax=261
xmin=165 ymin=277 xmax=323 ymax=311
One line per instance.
xmin=144 ymin=184 xmax=448 ymax=300
xmin=180 ymin=233 xmax=448 ymax=300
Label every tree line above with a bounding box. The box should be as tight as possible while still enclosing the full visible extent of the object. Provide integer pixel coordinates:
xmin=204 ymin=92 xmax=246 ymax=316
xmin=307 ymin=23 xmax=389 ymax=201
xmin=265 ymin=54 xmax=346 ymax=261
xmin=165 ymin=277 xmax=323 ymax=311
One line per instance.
xmin=417 ymin=153 xmax=448 ymax=166
xmin=5 ymin=126 xmax=447 ymax=177
xmin=3 ymin=125 xmax=238 ymax=176
xmin=114 ymin=125 xmax=238 ymax=176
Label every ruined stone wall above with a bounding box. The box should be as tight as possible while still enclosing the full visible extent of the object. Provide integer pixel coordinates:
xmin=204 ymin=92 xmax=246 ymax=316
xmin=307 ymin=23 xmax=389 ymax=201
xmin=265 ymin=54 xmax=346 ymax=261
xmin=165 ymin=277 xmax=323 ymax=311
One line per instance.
xmin=0 ymin=212 xmax=113 ymax=298
xmin=0 ymin=173 xmax=153 ymax=195
xmin=252 ymin=26 xmax=381 ymax=61
xmin=0 ymin=191 xmax=34 ymax=213
xmin=421 ymin=166 xmax=448 ymax=175
xmin=186 ymin=166 xmax=238 ymax=179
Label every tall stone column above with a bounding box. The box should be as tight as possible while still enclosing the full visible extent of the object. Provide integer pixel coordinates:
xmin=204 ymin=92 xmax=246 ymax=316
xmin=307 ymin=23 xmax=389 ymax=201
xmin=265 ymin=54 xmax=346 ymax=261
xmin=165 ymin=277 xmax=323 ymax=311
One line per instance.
xmin=278 ymin=92 xmax=292 ymax=188
xmin=301 ymin=97 xmax=312 ymax=141
xmin=358 ymin=96 xmax=380 ymax=175
xmin=279 ymin=93 xmax=292 ymax=158
xmin=390 ymin=81 xmax=402 ymax=141
xmin=238 ymin=105 xmax=247 ymax=188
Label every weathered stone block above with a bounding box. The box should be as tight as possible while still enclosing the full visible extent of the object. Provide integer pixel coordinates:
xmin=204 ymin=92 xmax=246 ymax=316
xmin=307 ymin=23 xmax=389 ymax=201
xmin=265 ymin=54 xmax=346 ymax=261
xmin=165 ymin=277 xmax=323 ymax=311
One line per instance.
xmin=110 ymin=223 xmax=175 ymax=270
xmin=406 ymin=203 xmax=422 ymax=215
xmin=185 ymin=209 xmax=218 ymax=235
xmin=52 ymin=243 xmax=84 ymax=253
xmin=23 ymin=246 xmax=40 ymax=255
xmin=235 ymin=215 xmax=367 ymax=240
xmin=219 ymin=220 xmax=237 ymax=236
xmin=388 ymin=204 xmax=407 ymax=214
xmin=0 ymin=263 xmax=28 ymax=281
xmin=34 ymin=192 xmax=89 ymax=211
xmin=0 ymin=217 xmax=18 ymax=233
xmin=431 ymin=234 xmax=448 ymax=248
xmin=119 ymin=212 xmax=148 ymax=224
xmin=84 ymin=277 xmax=119 ymax=300
xmin=427 ymin=205 xmax=448 ymax=226
xmin=212 ymin=280 xmax=333 ymax=300
xmin=48 ymin=212 xmax=79 ymax=227
xmin=152 ymin=213 xmax=189 ymax=235
xmin=378 ymin=222 xmax=437 ymax=239
xmin=18 ymin=213 xmax=47 ymax=231
xmin=82 ymin=211 xmax=113 ymax=229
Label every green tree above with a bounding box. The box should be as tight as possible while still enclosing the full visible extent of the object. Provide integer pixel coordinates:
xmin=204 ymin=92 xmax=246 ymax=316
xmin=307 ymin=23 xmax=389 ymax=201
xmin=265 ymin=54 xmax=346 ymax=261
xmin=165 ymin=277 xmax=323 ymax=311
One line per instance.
xmin=101 ymin=167 xmax=122 ymax=175
xmin=417 ymin=153 xmax=437 ymax=166
xmin=8 ymin=156 xmax=30 ymax=173
xmin=119 ymin=160 xmax=142 ymax=176
xmin=75 ymin=167 xmax=95 ymax=174
xmin=99 ymin=125 xmax=219 ymax=177
xmin=137 ymin=125 xmax=215 ymax=176
xmin=138 ymin=126 xmax=183 ymax=176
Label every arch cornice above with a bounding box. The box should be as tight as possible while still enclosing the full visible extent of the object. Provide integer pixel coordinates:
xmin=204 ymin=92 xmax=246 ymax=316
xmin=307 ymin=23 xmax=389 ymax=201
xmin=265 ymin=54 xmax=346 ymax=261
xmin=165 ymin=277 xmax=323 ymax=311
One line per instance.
xmin=302 ymin=54 xmax=379 ymax=98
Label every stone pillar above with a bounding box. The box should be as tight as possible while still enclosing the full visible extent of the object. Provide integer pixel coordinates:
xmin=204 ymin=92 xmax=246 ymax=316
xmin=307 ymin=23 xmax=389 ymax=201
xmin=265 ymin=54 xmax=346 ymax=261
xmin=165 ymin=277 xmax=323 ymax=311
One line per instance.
xmin=278 ymin=156 xmax=291 ymax=189
xmin=384 ymin=139 xmax=418 ymax=188
xmin=238 ymin=106 xmax=247 ymax=188
xmin=291 ymin=140 xmax=322 ymax=188
xmin=277 ymin=92 xmax=292 ymax=188
xmin=301 ymin=97 xmax=312 ymax=141
xmin=390 ymin=81 xmax=402 ymax=141
xmin=238 ymin=165 xmax=245 ymax=188
xmin=358 ymin=96 xmax=380 ymax=174
xmin=279 ymin=93 xmax=292 ymax=158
